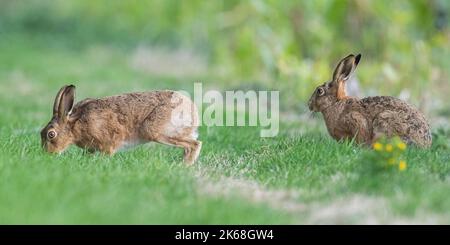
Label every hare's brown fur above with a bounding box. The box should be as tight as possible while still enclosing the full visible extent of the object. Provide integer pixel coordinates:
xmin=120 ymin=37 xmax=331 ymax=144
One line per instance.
xmin=41 ymin=85 xmax=201 ymax=165
xmin=308 ymin=54 xmax=432 ymax=148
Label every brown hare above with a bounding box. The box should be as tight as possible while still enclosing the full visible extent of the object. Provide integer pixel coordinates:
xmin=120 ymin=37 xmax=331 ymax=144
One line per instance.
xmin=41 ymin=85 xmax=202 ymax=164
xmin=308 ymin=54 xmax=432 ymax=148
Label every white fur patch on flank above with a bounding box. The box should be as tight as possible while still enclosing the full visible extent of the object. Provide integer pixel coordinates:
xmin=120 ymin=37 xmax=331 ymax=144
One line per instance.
xmin=166 ymin=105 xmax=196 ymax=137
xmin=191 ymin=129 xmax=199 ymax=140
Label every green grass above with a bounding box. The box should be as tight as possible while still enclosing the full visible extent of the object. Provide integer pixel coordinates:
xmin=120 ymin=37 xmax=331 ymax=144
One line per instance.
xmin=0 ymin=36 xmax=449 ymax=224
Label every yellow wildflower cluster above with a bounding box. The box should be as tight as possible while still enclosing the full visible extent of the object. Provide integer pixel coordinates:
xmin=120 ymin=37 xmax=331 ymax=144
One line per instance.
xmin=399 ymin=161 xmax=407 ymax=171
xmin=372 ymin=137 xmax=408 ymax=171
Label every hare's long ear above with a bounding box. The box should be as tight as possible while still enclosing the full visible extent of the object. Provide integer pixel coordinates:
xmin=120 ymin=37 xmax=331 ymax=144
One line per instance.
xmin=331 ymin=54 xmax=361 ymax=99
xmin=53 ymin=85 xmax=68 ymax=116
xmin=332 ymin=54 xmax=361 ymax=83
xmin=54 ymin=85 xmax=75 ymax=121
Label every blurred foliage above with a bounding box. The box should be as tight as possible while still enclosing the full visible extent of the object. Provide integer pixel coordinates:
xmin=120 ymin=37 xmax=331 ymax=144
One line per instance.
xmin=432 ymin=128 xmax=450 ymax=150
xmin=0 ymin=0 xmax=448 ymax=108
xmin=361 ymin=137 xmax=409 ymax=174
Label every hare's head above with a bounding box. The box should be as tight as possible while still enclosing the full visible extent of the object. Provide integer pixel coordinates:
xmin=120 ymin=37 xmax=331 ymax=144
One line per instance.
xmin=40 ymin=85 xmax=76 ymax=153
xmin=308 ymin=54 xmax=361 ymax=112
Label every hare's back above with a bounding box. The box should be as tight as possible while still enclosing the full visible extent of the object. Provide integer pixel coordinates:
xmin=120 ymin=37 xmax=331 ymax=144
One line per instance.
xmin=72 ymin=90 xmax=186 ymax=125
xmin=361 ymin=96 xmax=426 ymax=121
xmin=102 ymin=90 xmax=175 ymax=111
xmin=361 ymin=96 xmax=412 ymax=113
xmin=361 ymin=96 xmax=431 ymax=147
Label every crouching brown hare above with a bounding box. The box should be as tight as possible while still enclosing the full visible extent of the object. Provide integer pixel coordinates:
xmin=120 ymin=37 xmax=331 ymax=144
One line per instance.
xmin=41 ymin=85 xmax=202 ymax=164
xmin=308 ymin=54 xmax=432 ymax=148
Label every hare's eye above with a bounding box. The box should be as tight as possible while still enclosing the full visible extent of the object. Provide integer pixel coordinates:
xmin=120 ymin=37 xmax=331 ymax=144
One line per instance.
xmin=47 ymin=130 xmax=57 ymax=139
xmin=317 ymin=88 xmax=325 ymax=96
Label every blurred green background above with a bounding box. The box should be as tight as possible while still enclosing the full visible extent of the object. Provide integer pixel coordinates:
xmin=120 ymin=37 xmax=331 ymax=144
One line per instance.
xmin=0 ymin=0 xmax=448 ymax=115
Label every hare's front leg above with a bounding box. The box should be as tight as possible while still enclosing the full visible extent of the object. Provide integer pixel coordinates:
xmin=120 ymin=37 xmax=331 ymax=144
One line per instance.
xmin=342 ymin=112 xmax=372 ymax=145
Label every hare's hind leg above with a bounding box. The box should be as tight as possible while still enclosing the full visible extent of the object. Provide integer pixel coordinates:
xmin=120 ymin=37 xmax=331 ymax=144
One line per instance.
xmin=154 ymin=135 xmax=201 ymax=165
xmin=177 ymin=137 xmax=201 ymax=165
xmin=187 ymin=139 xmax=202 ymax=164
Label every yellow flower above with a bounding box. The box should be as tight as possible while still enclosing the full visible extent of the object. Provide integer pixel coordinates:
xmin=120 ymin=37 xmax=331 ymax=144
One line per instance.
xmin=397 ymin=142 xmax=407 ymax=151
xmin=373 ymin=142 xmax=383 ymax=151
xmin=399 ymin=161 xmax=407 ymax=171
xmin=385 ymin=144 xmax=393 ymax=152
xmin=388 ymin=158 xmax=396 ymax=165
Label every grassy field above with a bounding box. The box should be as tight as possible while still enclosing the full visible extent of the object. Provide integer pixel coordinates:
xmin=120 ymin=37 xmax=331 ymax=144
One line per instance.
xmin=0 ymin=35 xmax=449 ymax=224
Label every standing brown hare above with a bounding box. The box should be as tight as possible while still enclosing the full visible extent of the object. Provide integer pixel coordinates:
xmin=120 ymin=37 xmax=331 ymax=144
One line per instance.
xmin=308 ymin=54 xmax=432 ymax=148
xmin=41 ymin=85 xmax=202 ymax=165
